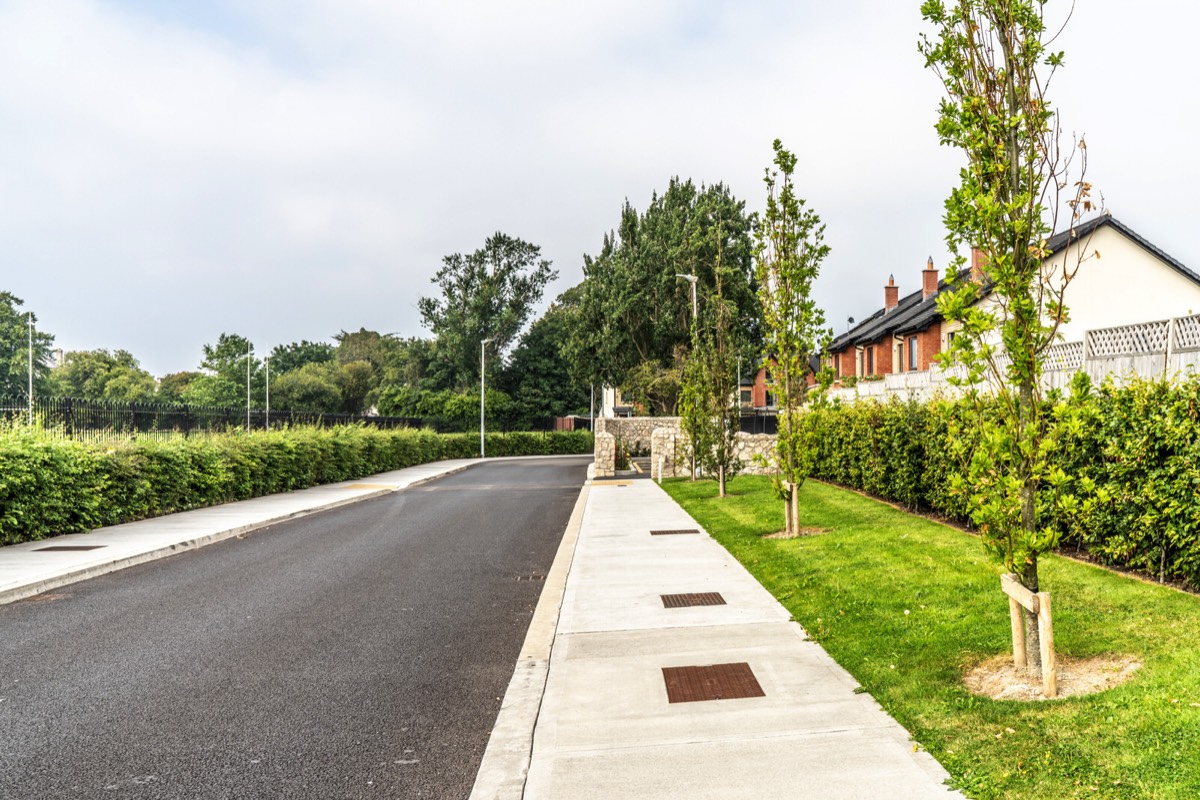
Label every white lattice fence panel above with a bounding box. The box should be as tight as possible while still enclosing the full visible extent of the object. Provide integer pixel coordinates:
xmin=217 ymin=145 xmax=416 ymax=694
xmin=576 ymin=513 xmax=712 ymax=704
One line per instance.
xmin=1088 ymin=320 xmax=1170 ymax=357
xmin=1173 ymin=315 xmax=1200 ymax=351
xmin=1045 ymin=341 xmax=1084 ymax=371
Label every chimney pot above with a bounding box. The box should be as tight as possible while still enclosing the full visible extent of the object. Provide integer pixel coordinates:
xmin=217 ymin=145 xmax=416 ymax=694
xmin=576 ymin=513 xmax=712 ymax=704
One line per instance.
xmin=884 ymin=276 xmax=899 ymax=311
xmin=922 ymin=258 xmax=939 ymax=300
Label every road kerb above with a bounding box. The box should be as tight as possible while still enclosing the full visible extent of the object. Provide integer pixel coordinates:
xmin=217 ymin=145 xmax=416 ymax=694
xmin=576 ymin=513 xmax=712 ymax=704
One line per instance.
xmin=469 ymin=483 xmax=590 ymax=800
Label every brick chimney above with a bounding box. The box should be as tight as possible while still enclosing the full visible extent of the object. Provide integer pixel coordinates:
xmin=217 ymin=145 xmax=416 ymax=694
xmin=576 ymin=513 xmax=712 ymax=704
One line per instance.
xmin=970 ymin=248 xmax=987 ymax=284
xmin=922 ymin=256 xmax=939 ymax=299
xmin=884 ymin=274 xmax=899 ymax=311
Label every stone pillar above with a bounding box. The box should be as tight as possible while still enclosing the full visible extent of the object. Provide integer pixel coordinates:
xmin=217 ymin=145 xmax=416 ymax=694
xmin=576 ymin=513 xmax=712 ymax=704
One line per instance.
xmin=594 ymin=431 xmax=616 ymax=477
xmin=651 ymin=428 xmax=682 ymax=480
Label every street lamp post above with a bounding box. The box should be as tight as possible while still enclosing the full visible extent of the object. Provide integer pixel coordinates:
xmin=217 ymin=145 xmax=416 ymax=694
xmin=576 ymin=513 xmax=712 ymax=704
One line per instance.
xmin=480 ymin=338 xmax=494 ymax=458
xmin=27 ymin=312 xmax=33 ymax=425
xmin=265 ymin=356 xmax=270 ymax=430
xmin=675 ymin=273 xmax=698 ymax=322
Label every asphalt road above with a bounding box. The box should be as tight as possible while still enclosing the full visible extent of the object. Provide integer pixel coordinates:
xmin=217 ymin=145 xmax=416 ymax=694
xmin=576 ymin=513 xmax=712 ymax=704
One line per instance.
xmin=0 ymin=456 xmax=590 ymax=800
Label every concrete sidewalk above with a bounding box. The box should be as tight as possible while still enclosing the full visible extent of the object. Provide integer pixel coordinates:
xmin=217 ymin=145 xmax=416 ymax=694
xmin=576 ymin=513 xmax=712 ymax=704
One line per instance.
xmin=0 ymin=457 xmax=483 ymax=605
xmin=473 ymin=477 xmax=964 ymax=800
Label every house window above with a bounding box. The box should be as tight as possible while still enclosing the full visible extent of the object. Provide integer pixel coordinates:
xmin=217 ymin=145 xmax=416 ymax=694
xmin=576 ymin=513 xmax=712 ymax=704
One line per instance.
xmin=740 ymin=389 xmax=752 ymax=406
xmin=908 ymin=336 xmax=919 ymax=371
xmin=765 ymin=391 xmax=775 ymax=408
xmin=866 ymin=346 xmax=875 ymax=376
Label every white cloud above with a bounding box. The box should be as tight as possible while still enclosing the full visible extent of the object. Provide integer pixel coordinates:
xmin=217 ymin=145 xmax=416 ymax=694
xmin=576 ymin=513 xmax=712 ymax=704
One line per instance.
xmin=0 ymin=0 xmax=1194 ymax=376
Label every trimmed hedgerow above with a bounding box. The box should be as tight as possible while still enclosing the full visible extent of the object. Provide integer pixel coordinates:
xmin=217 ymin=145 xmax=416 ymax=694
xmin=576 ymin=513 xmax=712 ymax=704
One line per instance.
xmin=0 ymin=426 xmax=592 ymax=545
xmin=802 ymin=374 xmax=1200 ymax=589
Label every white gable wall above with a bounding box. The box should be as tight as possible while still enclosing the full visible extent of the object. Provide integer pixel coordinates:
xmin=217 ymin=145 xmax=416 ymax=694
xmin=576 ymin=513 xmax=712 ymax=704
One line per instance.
xmin=1049 ymin=224 xmax=1200 ymax=342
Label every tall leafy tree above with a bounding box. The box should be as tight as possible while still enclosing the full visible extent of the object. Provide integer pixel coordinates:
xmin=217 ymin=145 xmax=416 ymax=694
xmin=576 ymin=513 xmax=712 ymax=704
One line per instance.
xmin=565 ymin=179 xmax=759 ymax=390
xmin=501 ymin=290 xmax=589 ymax=422
xmin=418 ymin=232 xmax=557 ymax=391
xmin=269 ymin=362 xmax=342 ymax=412
xmin=334 ymin=329 xmax=400 ymax=374
xmin=0 ymin=292 xmax=54 ymax=398
xmin=157 ymin=371 xmax=199 ymax=404
xmin=185 ymin=333 xmax=264 ymax=408
xmin=53 ymin=349 xmax=156 ymax=402
xmin=754 ymin=140 xmax=832 ymax=536
xmin=921 ymin=0 xmax=1099 ymax=679
xmin=269 ymin=340 xmax=335 ymax=375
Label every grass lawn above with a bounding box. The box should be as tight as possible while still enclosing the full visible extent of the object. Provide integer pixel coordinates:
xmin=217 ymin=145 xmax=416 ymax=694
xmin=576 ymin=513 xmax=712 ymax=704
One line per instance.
xmin=662 ymin=475 xmax=1200 ymax=800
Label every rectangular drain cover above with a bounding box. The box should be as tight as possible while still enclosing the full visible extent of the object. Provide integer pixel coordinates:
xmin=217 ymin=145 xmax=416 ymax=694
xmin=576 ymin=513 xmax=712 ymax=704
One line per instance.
xmin=650 ymin=529 xmax=700 ymax=536
xmin=662 ymin=662 xmax=765 ymax=703
xmin=661 ymin=592 xmax=726 ymax=608
xmin=34 ymin=545 xmax=106 ymax=552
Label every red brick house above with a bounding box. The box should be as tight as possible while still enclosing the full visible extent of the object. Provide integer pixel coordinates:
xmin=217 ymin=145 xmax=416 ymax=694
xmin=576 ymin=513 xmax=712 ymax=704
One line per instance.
xmin=827 ymin=253 xmax=983 ymax=382
xmin=830 ymin=215 xmax=1200 ymax=386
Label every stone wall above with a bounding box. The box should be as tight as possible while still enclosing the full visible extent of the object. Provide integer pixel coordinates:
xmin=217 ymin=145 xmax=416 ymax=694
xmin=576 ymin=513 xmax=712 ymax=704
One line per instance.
xmin=595 ymin=416 xmax=681 ymax=457
xmin=595 ymin=416 xmax=779 ymax=479
xmin=733 ymin=433 xmax=776 ymax=476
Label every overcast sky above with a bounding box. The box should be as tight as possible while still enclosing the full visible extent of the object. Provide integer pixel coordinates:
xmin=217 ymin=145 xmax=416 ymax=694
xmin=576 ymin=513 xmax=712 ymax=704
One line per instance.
xmin=0 ymin=0 xmax=1191 ymax=377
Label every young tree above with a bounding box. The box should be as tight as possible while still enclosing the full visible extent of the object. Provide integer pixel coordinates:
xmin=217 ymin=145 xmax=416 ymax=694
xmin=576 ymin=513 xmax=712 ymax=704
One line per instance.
xmin=754 ymin=140 xmax=832 ymax=535
xmin=921 ymin=0 xmax=1100 ymax=678
xmin=418 ymin=233 xmax=557 ymax=391
xmin=679 ymin=226 xmax=743 ymax=495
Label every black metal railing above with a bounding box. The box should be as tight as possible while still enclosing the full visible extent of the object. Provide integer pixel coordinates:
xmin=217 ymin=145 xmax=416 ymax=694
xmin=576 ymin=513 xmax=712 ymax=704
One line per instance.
xmin=0 ymin=395 xmax=566 ymax=443
xmin=739 ymin=412 xmax=778 ymax=435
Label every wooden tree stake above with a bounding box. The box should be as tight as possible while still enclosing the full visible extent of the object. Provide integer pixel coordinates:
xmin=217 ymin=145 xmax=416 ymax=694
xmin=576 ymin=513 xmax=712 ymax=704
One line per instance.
xmin=1000 ymin=573 xmax=1056 ymax=698
xmin=1037 ymin=591 xmax=1056 ymax=698
xmin=1007 ymin=596 xmax=1026 ymax=668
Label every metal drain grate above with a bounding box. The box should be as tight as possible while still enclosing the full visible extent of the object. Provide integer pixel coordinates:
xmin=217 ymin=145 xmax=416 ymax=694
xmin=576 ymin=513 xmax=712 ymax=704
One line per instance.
xmin=662 ymin=662 xmax=765 ymax=703
xmin=33 ymin=545 xmax=106 ymax=552
xmin=650 ymin=529 xmax=699 ymax=536
xmin=661 ymin=592 xmax=726 ymax=608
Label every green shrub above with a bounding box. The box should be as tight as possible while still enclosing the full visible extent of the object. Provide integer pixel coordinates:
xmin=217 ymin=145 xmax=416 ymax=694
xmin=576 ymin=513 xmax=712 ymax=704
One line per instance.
xmin=0 ymin=425 xmax=592 ymax=545
xmin=802 ymin=375 xmax=1200 ymax=588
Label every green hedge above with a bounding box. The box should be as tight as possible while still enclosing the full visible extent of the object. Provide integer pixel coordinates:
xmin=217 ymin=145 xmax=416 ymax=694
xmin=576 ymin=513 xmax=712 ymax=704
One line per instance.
xmin=0 ymin=426 xmax=593 ymax=545
xmin=803 ymin=375 xmax=1200 ymax=588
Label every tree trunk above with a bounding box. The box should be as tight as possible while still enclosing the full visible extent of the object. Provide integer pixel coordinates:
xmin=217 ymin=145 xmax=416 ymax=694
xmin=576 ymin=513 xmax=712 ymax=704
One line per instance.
xmin=790 ymin=483 xmax=800 ymax=536
xmin=1018 ymin=399 xmax=1042 ymax=676
xmin=783 ymin=481 xmax=794 ymax=536
xmin=718 ymin=464 xmax=727 ymax=498
xmin=1019 ymin=554 xmax=1041 ymax=676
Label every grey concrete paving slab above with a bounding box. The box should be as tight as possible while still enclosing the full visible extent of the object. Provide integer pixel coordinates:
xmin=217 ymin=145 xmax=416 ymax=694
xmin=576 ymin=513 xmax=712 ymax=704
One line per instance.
xmin=0 ymin=458 xmax=482 ymax=604
xmin=524 ymin=730 xmax=960 ymax=800
xmin=474 ymin=476 xmax=964 ymax=799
